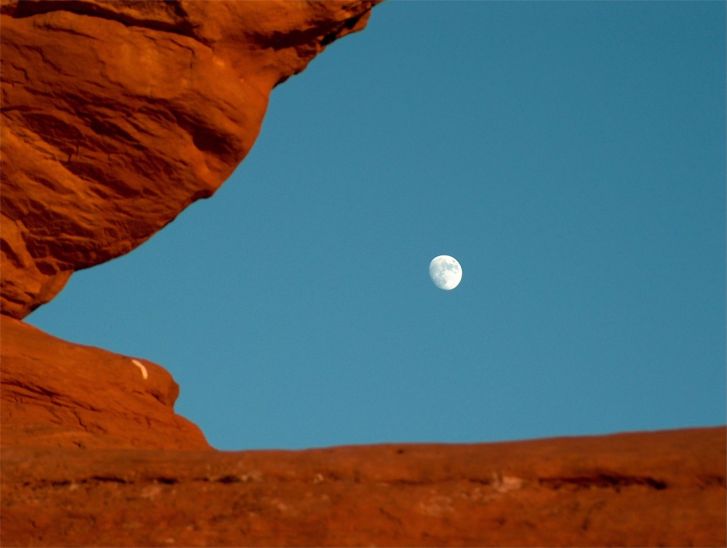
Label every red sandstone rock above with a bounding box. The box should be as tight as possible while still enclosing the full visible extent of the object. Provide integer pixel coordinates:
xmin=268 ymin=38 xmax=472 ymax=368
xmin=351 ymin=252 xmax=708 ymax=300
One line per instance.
xmin=0 ymin=0 xmax=379 ymax=318
xmin=4 ymin=315 xmax=722 ymax=545
xmin=0 ymin=314 xmax=209 ymax=450
xmin=1 ymin=3 xmax=725 ymax=546
xmin=1 ymin=428 xmax=724 ymax=546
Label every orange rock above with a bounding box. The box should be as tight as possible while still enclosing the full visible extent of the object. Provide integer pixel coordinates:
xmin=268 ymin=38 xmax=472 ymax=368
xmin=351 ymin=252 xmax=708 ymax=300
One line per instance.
xmin=0 ymin=315 xmax=209 ymax=450
xmin=2 ymin=314 xmax=724 ymax=545
xmin=0 ymin=0 xmax=379 ymax=318
xmin=1 ymin=3 xmax=725 ymax=546
xmin=1 ymin=428 xmax=724 ymax=546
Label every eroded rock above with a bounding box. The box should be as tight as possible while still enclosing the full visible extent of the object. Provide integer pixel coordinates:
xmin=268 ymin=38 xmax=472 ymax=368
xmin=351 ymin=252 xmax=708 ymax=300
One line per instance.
xmin=0 ymin=315 xmax=209 ymax=449
xmin=1 ymin=428 xmax=724 ymax=546
xmin=0 ymin=0 xmax=378 ymax=318
xmin=1 ymin=4 xmax=725 ymax=547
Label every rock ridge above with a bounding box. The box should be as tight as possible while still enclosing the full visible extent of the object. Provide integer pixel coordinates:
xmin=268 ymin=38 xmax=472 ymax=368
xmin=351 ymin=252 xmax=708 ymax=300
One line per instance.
xmin=0 ymin=315 xmax=209 ymax=450
xmin=2 ymin=427 xmax=725 ymax=546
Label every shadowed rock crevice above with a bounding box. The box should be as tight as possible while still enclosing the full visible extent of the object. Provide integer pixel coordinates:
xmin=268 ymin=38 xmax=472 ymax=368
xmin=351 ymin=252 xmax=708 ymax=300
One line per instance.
xmin=538 ymin=474 xmax=668 ymax=491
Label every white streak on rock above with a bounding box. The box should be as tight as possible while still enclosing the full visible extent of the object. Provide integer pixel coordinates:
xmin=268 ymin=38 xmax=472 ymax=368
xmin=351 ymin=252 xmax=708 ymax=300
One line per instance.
xmin=131 ymin=359 xmax=149 ymax=380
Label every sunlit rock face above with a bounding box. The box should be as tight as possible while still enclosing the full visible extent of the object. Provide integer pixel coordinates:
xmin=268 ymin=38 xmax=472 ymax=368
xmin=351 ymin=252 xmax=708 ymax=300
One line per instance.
xmin=0 ymin=315 xmax=210 ymax=449
xmin=1 ymin=4 xmax=724 ymax=547
xmin=0 ymin=0 xmax=378 ymax=318
xmin=1 ymin=428 xmax=725 ymax=546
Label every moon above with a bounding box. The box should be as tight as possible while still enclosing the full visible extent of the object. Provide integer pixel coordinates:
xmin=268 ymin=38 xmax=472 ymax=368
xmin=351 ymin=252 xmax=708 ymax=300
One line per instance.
xmin=429 ymin=255 xmax=462 ymax=290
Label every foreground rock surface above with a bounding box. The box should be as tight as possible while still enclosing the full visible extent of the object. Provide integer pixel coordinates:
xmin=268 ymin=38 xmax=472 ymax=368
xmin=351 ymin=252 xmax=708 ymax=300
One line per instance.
xmin=1 ymin=427 xmax=724 ymax=546
xmin=0 ymin=0 xmax=378 ymax=318
xmin=0 ymin=315 xmax=209 ymax=450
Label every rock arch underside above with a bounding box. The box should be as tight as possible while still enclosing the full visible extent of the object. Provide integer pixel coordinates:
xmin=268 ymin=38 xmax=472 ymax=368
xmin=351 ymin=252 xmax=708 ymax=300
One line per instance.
xmin=0 ymin=1 xmax=724 ymax=546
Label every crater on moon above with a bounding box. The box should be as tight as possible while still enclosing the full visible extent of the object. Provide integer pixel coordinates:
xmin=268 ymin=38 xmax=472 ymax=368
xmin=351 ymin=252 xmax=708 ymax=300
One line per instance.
xmin=429 ymin=255 xmax=462 ymax=290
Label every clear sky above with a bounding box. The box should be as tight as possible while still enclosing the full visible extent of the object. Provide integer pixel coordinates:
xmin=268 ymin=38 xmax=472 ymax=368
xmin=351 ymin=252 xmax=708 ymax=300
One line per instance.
xmin=28 ymin=1 xmax=725 ymax=450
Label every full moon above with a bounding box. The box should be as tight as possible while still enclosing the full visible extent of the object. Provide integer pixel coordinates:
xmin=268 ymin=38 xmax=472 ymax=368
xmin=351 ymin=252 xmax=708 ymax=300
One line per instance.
xmin=429 ymin=255 xmax=462 ymax=290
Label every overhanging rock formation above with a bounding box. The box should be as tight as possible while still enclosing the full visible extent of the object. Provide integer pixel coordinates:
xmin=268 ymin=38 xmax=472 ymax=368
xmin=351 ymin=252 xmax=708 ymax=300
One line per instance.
xmin=0 ymin=0 xmax=378 ymax=318
xmin=1 ymin=2 xmax=725 ymax=546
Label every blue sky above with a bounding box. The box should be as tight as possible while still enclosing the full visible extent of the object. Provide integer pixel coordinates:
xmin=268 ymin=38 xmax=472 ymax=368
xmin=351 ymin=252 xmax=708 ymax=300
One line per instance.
xmin=28 ymin=1 xmax=725 ymax=450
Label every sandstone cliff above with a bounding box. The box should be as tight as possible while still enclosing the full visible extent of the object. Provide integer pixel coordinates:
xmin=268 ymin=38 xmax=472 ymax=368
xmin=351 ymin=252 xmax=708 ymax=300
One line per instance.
xmin=1 ymin=2 xmax=725 ymax=546
xmin=2 ymin=428 xmax=725 ymax=546
xmin=0 ymin=0 xmax=377 ymax=318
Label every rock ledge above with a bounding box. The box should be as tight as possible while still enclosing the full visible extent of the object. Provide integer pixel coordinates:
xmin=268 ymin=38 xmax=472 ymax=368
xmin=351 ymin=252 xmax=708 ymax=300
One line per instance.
xmin=2 ymin=427 xmax=724 ymax=546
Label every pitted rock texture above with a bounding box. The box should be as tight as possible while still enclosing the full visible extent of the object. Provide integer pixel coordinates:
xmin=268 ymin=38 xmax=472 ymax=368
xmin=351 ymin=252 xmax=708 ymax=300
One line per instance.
xmin=1 ymin=428 xmax=724 ymax=546
xmin=0 ymin=0 xmax=378 ymax=318
xmin=0 ymin=315 xmax=209 ymax=450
